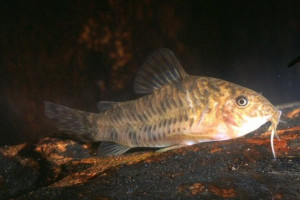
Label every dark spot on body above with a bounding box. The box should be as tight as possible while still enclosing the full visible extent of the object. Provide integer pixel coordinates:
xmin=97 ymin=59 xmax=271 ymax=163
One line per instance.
xmin=165 ymin=99 xmax=171 ymax=109
xmin=204 ymin=89 xmax=210 ymax=97
xmin=153 ymin=124 xmax=157 ymax=132
xmin=145 ymin=108 xmax=152 ymax=118
xmin=173 ymin=117 xmax=177 ymax=124
xmin=144 ymin=125 xmax=152 ymax=133
xmin=137 ymin=114 xmax=144 ymax=121
xmin=163 ymin=119 xmax=167 ymax=127
xmin=158 ymin=121 xmax=162 ymax=129
xmin=146 ymin=128 xmax=152 ymax=141
xmin=230 ymin=88 xmax=237 ymax=96
xmin=152 ymin=134 xmax=157 ymax=143
xmin=184 ymin=114 xmax=189 ymax=121
xmin=167 ymin=118 xmax=172 ymax=126
xmin=170 ymin=98 xmax=177 ymax=107
xmin=199 ymin=97 xmax=208 ymax=105
xmin=147 ymin=125 xmax=152 ymax=133
xmin=156 ymin=132 xmax=161 ymax=140
xmin=149 ymin=100 xmax=157 ymax=115
xmin=129 ymin=109 xmax=138 ymax=121
xmin=174 ymin=82 xmax=185 ymax=93
xmin=161 ymin=102 xmax=167 ymax=113
xmin=109 ymin=130 xmax=118 ymax=141
xmin=179 ymin=115 xmax=183 ymax=123
xmin=189 ymin=118 xmax=194 ymax=127
xmin=178 ymin=96 xmax=184 ymax=107
xmin=137 ymin=133 xmax=142 ymax=142
xmin=207 ymin=81 xmax=221 ymax=93
xmin=129 ymin=131 xmax=138 ymax=146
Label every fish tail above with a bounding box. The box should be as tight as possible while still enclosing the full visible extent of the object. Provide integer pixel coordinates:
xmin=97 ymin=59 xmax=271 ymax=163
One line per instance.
xmin=44 ymin=101 xmax=96 ymax=141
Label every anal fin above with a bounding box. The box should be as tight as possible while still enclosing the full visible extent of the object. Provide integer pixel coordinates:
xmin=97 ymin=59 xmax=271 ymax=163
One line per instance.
xmin=97 ymin=141 xmax=131 ymax=156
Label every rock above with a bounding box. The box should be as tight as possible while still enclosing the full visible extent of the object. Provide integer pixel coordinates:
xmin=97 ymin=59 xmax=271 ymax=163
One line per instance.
xmin=0 ymin=104 xmax=299 ymax=199
xmin=0 ymin=144 xmax=40 ymax=199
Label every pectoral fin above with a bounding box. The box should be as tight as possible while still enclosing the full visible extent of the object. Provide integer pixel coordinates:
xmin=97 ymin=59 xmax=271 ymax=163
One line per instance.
xmin=97 ymin=142 xmax=131 ymax=156
xmin=157 ymin=144 xmax=185 ymax=153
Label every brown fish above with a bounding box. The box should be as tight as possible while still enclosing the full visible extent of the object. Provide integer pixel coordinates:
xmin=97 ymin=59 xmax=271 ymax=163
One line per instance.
xmin=45 ymin=48 xmax=281 ymax=157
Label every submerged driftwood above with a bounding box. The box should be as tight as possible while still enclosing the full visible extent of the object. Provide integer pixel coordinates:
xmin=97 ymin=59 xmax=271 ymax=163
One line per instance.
xmin=0 ymin=104 xmax=299 ymax=199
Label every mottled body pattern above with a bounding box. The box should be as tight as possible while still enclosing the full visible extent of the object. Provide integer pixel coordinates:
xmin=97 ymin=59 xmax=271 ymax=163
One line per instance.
xmin=45 ymin=49 xmax=281 ymax=157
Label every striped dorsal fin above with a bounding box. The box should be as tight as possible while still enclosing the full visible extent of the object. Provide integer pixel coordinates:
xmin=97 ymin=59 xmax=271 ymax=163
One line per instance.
xmin=134 ymin=48 xmax=188 ymax=94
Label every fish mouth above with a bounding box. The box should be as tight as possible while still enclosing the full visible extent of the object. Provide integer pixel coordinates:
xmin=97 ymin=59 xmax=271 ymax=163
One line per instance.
xmin=268 ymin=110 xmax=282 ymax=159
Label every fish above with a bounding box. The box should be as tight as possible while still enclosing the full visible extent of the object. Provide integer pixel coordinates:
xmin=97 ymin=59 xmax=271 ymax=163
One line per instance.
xmin=45 ymin=48 xmax=282 ymax=158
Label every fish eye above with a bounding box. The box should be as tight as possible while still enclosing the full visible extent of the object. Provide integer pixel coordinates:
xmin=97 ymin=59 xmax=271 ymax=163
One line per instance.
xmin=236 ymin=95 xmax=248 ymax=107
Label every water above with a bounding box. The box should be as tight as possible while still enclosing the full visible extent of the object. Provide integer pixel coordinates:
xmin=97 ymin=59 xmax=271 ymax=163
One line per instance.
xmin=0 ymin=1 xmax=299 ymax=145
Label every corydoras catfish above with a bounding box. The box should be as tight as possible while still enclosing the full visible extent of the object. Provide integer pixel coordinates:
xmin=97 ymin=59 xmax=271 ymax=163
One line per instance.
xmin=45 ymin=48 xmax=281 ymax=158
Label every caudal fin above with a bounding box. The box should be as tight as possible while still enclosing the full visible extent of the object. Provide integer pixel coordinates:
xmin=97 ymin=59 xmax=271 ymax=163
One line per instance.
xmin=44 ymin=101 xmax=96 ymax=142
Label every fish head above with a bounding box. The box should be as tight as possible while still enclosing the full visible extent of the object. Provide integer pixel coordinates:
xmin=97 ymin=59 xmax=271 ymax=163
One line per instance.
xmin=219 ymin=82 xmax=281 ymax=158
xmin=220 ymin=84 xmax=280 ymax=137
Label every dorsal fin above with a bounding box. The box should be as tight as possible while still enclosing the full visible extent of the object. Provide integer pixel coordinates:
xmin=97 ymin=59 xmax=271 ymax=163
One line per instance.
xmin=97 ymin=101 xmax=116 ymax=112
xmin=134 ymin=48 xmax=188 ymax=94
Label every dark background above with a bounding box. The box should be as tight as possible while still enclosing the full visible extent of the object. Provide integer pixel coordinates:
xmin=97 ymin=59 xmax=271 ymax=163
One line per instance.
xmin=0 ymin=1 xmax=299 ymax=145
